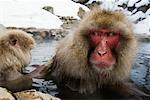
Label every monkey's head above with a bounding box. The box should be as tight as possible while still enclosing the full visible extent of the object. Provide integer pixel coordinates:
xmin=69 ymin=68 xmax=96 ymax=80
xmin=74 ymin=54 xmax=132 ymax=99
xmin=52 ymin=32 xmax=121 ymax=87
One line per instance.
xmin=72 ymin=8 xmax=137 ymax=82
xmin=0 ymin=30 xmax=35 ymax=71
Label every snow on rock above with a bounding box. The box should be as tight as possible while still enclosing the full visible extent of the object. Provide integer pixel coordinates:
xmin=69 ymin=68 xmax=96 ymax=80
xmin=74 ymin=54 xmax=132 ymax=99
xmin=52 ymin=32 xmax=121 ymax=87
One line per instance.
xmin=128 ymin=0 xmax=139 ymax=7
xmin=146 ymin=8 xmax=150 ymax=16
xmin=0 ymin=0 xmax=149 ymax=35
xmin=134 ymin=17 xmax=150 ymax=34
xmin=130 ymin=11 xmax=146 ymax=21
xmin=0 ymin=0 xmax=89 ymax=29
xmin=135 ymin=0 xmax=149 ymax=7
xmin=0 ymin=24 xmax=7 ymax=37
xmin=43 ymin=0 xmax=89 ymax=19
xmin=86 ymin=0 xmax=100 ymax=4
xmin=90 ymin=0 xmax=150 ymax=35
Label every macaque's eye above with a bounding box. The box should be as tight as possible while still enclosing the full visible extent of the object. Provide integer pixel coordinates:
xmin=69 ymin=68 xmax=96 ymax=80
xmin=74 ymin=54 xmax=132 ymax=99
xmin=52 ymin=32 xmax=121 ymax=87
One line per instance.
xmin=11 ymin=39 xmax=17 ymax=45
xmin=92 ymin=32 xmax=98 ymax=36
xmin=107 ymin=32 xmax=116 ymax=36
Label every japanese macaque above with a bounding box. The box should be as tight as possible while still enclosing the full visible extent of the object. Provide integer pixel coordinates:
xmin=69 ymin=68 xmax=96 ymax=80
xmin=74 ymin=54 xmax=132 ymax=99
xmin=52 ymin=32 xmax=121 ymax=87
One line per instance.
xmin=46 ymin=8 xmax=150 ymax=99
xmin=0 ymin=29 xmax=48 ymax=92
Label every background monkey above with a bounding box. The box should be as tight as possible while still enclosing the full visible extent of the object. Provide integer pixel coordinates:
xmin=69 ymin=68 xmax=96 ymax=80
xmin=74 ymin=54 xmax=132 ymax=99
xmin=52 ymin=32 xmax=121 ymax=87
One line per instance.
xmin=0 ymin=29 xmax=48 ymax=92
xmin=46 ymin=8 xmax=150 ymax=99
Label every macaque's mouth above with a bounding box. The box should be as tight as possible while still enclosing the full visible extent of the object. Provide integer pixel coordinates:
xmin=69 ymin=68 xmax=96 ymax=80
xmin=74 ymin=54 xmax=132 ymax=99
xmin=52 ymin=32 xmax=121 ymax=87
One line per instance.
xmin=94 ymin=62 xmax=112 ymax=69
xmin=90 ymin=60 xmax=114 ymax=69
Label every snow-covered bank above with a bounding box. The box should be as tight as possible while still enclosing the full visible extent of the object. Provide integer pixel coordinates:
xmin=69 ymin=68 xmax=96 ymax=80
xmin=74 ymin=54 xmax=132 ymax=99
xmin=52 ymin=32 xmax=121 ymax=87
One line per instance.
xmin=0 ymin=0 xmax=88 ymax=29
xmin=0 ymin=0 xmax=149 ymax=35
xmin=0 ymin=0 xmax=61 ymax=28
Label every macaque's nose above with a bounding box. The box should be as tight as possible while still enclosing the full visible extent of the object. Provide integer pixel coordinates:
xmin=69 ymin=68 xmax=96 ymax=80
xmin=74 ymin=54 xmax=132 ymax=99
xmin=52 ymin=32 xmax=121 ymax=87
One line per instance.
xmin=97 ymin=51 xmax=107 ymax=56
xmin=95 ymin=38 xmax=108 ymax=56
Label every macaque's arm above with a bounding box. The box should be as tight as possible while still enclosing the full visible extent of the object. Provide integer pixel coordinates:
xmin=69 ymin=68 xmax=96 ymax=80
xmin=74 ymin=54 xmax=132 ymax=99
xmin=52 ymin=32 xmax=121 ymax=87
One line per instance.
xmin=0 ymin=65 xmax=49 ymax=92
xmin=0 ymin=75 xmax=32 ymax=92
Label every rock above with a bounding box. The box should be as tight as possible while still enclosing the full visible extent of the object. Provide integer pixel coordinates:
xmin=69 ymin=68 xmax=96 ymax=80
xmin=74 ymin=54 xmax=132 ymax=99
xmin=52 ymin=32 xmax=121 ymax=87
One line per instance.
xmin=7 ymin=26 xmax=18 ymax=29
xmin=0 ymin=87 xmax=15 ymax=100
xmin=136 ymin=34 xmax=150 ymax=42
xmin=42 ymin=6 xmax=54 ymax=14
xmin=86 ymin=1 xmax=102 ymax=9
xmin=0 ymin=87 xmax=60 ymax=100
xmin=72 ymin=0 xmax=89 ymax=4
xmin=78 ymin=7 xmax=86 ymax=19
xmin=49 ymin=29 xmax=69 ymax=40
xmin=15 ymin=89 xmax=60 ymax=100
xmin=54 ymin=34 xmax=62 ymax=40
xmin=57 ymin=15 xmax=78 ymax=29
xmin=137 ymin=4 xmax=150 ymax=13
xmin=6 ymin=27 xmax=69 ymax=41
xmin=118 ymin=3 xmax=127 ymax=9
xmin=72 ymin=0 xmax=102 ymax=9
xmin=39 ymin=31 xmax=50 ymax=40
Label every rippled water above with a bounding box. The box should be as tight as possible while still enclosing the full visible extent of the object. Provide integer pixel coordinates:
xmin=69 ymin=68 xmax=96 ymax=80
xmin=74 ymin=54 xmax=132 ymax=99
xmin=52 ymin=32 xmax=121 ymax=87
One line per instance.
xmin=25 ymin=40 xmax=59 ymax=96
xmin=131 ymin=42 xmax=150 ymax=93
xmin=138 ymin=42 xmax=150 ymax=57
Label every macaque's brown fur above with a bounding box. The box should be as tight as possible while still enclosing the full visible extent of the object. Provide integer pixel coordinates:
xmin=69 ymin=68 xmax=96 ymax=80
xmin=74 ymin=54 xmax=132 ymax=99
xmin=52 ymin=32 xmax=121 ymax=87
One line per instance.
xmin=47 ymin=8 xmax=150 ymax=99
xmin=0 ymin=30 xmax=35 ymax=75
xmin=0 ymin=29 xmax=49 ymax=92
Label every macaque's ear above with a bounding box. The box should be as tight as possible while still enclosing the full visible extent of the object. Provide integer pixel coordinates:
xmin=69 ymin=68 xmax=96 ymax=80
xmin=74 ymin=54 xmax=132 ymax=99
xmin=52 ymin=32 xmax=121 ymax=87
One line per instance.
xmin=9 ymin=35 xmax=20 ymax=48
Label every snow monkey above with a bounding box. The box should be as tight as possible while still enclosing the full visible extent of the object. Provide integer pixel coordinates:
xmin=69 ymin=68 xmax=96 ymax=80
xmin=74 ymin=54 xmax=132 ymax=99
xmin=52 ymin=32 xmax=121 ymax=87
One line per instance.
xmin=44 ymin=8 xmax=150 ymax=99
xmin=0 ymin=29 xmax=48 ymax=92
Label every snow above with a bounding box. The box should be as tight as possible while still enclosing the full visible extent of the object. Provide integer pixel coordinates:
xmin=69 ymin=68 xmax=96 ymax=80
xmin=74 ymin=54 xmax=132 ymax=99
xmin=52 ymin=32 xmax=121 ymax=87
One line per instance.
xmin=0 ymin=0 xmax=89 ymax=29
xmin=135 ymin=0 xmax=149 ymax=7
xmin=146 ymin=8 xmax=150 ymax=16
xmin=100 ymin=0 xmax=117 ymax=10
xmin=134 ymin=17 xmax=150 ymax=34
xmin=93 ymin=0 xmax=150 ymax=35
xmin=0 ymin=0 xmax=62 ymax=29
xmin=130 ymin=11 xmax=146 ymax=21
xmin=128 ymin=0 xmax=139 ymax=7
xmin=0 ymin=0 xmax=149 ymax=35
xmin=0 ymin=24 xmax=7 ymax=36
xmin=72 ymin=0 xmax=80 ymax=2
xmin=44 ymin=0 xmax=89 ymax=18
xmin=86 ymin=0 xmax=101 ymax=4
xmin=116 ymin=0 xmax=128 ymax=5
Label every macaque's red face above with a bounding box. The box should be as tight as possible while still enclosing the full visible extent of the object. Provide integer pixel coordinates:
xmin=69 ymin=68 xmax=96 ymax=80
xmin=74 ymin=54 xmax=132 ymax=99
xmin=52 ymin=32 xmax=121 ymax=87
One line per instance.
xmin=89 ymin=29 xmax=120 ymax=70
